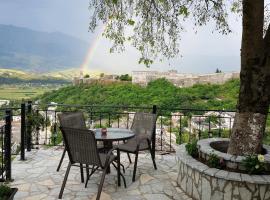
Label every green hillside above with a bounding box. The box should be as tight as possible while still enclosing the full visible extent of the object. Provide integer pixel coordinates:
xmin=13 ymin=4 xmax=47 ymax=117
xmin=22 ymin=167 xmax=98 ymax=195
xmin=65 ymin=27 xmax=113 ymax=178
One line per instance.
xmin=46 ymin=68 xmax=104 ymax=80
xmin=0 ymin=68 xmax=70 ymax=84
xmin=38 ymin=78 xmax=239 ymax=110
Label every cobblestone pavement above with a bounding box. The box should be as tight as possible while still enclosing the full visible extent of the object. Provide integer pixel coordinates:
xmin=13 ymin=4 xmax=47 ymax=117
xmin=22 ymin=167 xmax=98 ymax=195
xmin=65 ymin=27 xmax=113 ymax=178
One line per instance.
xmin=11 ymin=147 xmax=192 ymax=200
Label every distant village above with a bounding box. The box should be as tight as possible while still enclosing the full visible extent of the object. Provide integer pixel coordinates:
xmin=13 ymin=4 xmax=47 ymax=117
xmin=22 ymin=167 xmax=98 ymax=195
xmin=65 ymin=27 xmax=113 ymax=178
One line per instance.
xmin=73 ymin=70 xmax=239 ymax=88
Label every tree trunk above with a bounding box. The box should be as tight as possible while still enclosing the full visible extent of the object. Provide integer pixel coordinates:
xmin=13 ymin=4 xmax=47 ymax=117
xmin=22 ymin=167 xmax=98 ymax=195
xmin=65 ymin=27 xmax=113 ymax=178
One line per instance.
xmin=227 ymin=0 xmax=270 ymax=156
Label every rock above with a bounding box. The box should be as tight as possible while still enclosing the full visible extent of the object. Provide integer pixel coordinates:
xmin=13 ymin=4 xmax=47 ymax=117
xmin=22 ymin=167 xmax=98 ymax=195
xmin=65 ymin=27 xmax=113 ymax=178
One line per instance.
xmin=140 ymin=174 xmax=155 ymax=185
xmin=91 ymin=192 xmax=112 ymax=200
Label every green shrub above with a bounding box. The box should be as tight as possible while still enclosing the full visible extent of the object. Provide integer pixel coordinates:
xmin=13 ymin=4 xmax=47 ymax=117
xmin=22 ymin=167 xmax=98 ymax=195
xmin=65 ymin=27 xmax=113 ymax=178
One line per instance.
xmin=0 ymin=184 xmax=12 ymax=199
xmin=207 ymin=153 xmax=221 ymax=168
xmin=242 ymin=154 xmax=266 ymax=174
xmin=185 ymin=140 xmax=198 ymax=158
xmin=176 ymin=132 xmax=190 ymax=144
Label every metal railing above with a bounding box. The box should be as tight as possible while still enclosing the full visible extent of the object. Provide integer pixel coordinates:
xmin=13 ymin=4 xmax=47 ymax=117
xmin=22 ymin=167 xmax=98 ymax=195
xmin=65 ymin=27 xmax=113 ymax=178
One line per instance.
xmin=0 ymin=110 xmax=12 ymax=181
xmin=0 ymin=102 xmax=269 ymax=182
xmin=22 ymin=102 xmax=250 ymax=153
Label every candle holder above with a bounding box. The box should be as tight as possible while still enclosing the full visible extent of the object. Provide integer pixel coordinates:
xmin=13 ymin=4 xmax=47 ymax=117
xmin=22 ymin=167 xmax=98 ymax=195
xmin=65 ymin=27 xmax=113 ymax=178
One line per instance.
xmin=101 ymin=127 xmax=107 ymax=136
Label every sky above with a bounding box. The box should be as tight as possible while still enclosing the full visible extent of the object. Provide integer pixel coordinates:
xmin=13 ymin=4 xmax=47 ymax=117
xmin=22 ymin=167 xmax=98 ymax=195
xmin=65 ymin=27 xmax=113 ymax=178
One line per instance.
xmin=0 ymin=0 xmax=242 ymax=74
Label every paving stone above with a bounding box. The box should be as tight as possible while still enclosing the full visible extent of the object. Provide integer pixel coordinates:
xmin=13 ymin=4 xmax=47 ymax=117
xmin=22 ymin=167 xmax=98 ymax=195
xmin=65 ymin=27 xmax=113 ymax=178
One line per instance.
xmin=10 ymin=147 xmax=190 ymax=200
xmin=91 ymin=192 xmax=112 ymax=200
xmin=38 ymin=179 xmax=55 ymax=186
xmin=144 ymin=193 xmax=171 ymax=200
xmin=24 ymin=194 xmax=47 ymax=200
xmin=140 ymin=174 xmax=155 ymax=185
xmin=17 ymin=183 xmax=31 ymax=192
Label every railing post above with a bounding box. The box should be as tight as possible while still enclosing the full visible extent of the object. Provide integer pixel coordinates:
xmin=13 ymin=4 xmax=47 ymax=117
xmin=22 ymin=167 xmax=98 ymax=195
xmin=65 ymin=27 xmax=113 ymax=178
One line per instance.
xmin=20 ymin=103 xmax=26 ymax=160
xmin=53 ymin=111 xmax=57 ymax=145
xmin=26 ymin=101 xmax=32 ymax=151
xmin=5 ymin=109 xmax=12 ymax=181
xmin=152 ymin=105 xmax=157 ymax=159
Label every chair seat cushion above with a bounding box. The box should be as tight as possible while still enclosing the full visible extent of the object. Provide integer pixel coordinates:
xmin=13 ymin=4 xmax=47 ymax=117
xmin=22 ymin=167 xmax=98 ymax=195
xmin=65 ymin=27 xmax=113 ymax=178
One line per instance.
xmin=99 ymin=153 xmax=116 ymax=167
xmin=118 ymin=138 xmax=149 ymax=153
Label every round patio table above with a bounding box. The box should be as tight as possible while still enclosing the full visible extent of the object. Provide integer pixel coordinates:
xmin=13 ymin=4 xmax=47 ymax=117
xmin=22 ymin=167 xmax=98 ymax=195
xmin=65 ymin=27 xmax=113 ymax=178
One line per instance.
xmin=94 ymin=128 xmax=135 ymax=173
xmin=94 ymin=128 xmax=135 ymax=149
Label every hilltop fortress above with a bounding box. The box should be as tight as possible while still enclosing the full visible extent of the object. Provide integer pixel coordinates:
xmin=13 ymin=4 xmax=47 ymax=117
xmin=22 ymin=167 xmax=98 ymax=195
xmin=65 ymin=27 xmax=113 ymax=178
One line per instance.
xmin=73 ymin=70 xmax=239 ymax=88
xmin=132 ymin=70 xmax=239 ymax=87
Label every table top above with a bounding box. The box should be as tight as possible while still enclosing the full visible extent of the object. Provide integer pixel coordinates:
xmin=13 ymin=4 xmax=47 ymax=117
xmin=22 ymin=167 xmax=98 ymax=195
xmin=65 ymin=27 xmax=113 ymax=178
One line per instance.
xmin=93 ymin=128 xmax=135 ymax=141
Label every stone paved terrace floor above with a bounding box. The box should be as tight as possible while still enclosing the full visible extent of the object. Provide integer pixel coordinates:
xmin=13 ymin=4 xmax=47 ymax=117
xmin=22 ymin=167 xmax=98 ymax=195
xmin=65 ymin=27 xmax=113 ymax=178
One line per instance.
xmin=10 ymin=147 xmax=192 ymax=200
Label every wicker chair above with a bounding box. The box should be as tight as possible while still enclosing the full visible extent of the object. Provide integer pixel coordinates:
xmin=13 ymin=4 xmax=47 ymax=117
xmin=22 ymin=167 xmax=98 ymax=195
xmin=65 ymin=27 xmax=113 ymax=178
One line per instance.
xmin=58 ymin=127 xmax=126 ymax=200
xmin=118 ymin=112 xmax=157 ymax=182
xmin=57 ymin=112 xmax=87 ymax=175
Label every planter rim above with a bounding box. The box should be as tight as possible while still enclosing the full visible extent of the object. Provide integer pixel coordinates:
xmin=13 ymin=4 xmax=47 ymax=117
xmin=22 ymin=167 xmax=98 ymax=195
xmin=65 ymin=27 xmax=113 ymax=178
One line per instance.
xmin=197 ymin=138 xmax=270 ymax=164
xmin=176 ymin=144 xmax=270 ymax=184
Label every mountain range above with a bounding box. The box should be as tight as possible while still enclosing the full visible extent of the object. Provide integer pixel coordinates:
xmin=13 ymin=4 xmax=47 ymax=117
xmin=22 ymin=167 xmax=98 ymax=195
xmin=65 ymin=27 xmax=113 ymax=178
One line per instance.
xmin=0 ymin=68 xmax=70 ymax=84
xmin=0 ymin=24 xmax=89 ymax=72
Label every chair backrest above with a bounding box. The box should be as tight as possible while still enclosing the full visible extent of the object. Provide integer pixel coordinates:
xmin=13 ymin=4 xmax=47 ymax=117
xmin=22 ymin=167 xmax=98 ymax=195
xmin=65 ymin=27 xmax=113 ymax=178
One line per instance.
xmin=57 ymin=112 xmax=86 ymax=129
xmin=131 ymin=112 xmax=157 ymax=140
xmin=60 ymin=127 xmax=102 ymax=166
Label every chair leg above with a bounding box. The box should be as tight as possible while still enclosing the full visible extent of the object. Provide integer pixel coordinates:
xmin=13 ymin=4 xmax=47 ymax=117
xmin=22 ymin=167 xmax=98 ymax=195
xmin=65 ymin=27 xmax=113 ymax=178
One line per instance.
xmin=132 ymin=151 xmax=139 ymax=182
xmin=127 ymin=153 xmax=132 ymax=163
xmin=85 ymin=165 xmax=90 ymax=188
xmin=80 ymin=163 xmax=84 ymax=183
xmin=112 ymin=162 xmax=127 ymax=188
xmin=150 ymin=149 xmax=157 ymax=170
xmin=120 ymin=163 xmax=125 ymax=173
xmin=117 ymin=149 xmax=121 ymax=186
xmin=120 ymin=172 xmax=127 ymax=188
xmin=58 ymin=162 xmax=71 ymax=199
xmin=85 ymin=166 xmax=99 ymax=188
xmin=96 ymin=166 xmax=108 ymax=200
xmin=147 ymin=140 xmax=157 ymax=170
xmin=57 ymin=148 xmax=66 ymax=172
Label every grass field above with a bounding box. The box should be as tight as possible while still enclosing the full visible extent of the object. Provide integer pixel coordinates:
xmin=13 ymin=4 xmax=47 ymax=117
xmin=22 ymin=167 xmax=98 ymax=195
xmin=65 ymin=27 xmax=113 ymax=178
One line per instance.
xmin=0 ymin=86 xmax=53 ymax=100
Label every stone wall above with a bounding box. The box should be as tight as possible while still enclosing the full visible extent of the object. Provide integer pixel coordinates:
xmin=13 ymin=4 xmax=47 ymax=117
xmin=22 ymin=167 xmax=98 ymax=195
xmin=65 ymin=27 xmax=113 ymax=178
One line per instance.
xmin=176 ymin=145 xmax=270 ymax=200
xmin=132 ymin=71 xmax=240 ymax=88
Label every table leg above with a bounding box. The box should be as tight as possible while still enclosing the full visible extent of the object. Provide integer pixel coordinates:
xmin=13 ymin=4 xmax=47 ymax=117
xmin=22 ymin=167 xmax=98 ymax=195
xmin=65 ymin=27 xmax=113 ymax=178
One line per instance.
xmin=103 ymin=141 xmax=113 ymax=173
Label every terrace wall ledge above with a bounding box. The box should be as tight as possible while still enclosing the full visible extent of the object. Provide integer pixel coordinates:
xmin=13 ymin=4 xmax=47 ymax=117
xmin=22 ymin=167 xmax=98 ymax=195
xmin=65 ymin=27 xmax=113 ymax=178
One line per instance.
xmin=176 ymin=144 xmax=270 ymax=200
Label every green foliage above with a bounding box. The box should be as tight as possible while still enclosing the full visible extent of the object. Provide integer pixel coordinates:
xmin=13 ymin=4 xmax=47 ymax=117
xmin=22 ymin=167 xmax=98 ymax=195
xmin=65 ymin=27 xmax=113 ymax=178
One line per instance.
xmin=207 ymin=152 xmax=222 ymax=169
xmin=84 ymin=74 xmax=90 ymax=78
xmin=100 ymin=73 xmax=105 ymax=78
xmin=89 ymin=0 xmax=232 ymax=66
xmin=38 ymin=78 xmax=239 ymax=112
xmin=127 ymin=19 xmax=135 ymax=26
xmin=27 ymin=111 xmax=47 ymax=132
xmin=179 ymin=5 xmax=189 ymax=17
xmin=49 ymin=123 xmax=62 ymax=146
xmin=0 ymin=184 xmax=12 ymax=200
xmin=176 ymin=132 xmax=190 ymax=144
xmin=242 ymin=155 xmax=266 ymax=174
xmin=215 ymin=68 xmax=222 ymax=73
xmin=185 ymin=140 xmax=198 ymax=158
xmin=116 ymin=74 xmax=132 ymax=81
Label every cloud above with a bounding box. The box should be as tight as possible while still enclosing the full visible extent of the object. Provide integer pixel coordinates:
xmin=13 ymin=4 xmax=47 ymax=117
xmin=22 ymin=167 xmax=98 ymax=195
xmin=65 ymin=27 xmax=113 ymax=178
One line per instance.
xmin=0 ymin=0 xmax=242 ymax=74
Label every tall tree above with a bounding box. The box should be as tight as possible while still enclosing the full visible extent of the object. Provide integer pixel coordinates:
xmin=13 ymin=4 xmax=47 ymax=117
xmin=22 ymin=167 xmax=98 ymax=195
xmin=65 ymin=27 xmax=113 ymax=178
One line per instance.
xmin=89 ymin=0 xmax=270 ymax=155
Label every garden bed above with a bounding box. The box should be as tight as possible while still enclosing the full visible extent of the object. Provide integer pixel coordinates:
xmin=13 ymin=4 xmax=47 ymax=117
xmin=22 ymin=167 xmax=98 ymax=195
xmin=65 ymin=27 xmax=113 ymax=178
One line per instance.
xmin=197 ymin=138 xmax=270 ymax=174
xmin=176 ymin=143 xmax=270 ymax=200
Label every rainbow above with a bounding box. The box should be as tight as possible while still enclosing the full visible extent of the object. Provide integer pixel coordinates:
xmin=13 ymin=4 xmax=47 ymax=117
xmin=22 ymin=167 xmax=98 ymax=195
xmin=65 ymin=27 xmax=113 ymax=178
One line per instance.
xmin=80 ymin=24 xmax=107 ymax=73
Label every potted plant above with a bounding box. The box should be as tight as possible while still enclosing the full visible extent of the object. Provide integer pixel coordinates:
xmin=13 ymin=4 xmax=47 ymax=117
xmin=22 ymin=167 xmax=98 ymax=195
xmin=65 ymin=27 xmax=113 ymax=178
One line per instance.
xmin=0 ymin=184 xmax=18 ymax=200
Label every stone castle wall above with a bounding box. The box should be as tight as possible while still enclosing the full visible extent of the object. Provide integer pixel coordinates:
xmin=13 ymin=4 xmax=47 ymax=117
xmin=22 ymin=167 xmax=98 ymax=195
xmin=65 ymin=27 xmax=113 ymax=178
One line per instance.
xmin=132 ymin=71 xmax=239 ymax=87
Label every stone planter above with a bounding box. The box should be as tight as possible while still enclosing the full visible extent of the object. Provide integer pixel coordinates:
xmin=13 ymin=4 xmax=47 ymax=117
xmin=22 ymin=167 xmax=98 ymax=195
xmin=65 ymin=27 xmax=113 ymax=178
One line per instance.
xmin=8 ymin=188 xmax=18 ymax=200
xmin=197 ymin=138 xmax=270 ymax=171
xmin=2 ymin=188 xmax=18 ymax=200
xmin=176 ymin=143 xmax=270 ymax=200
